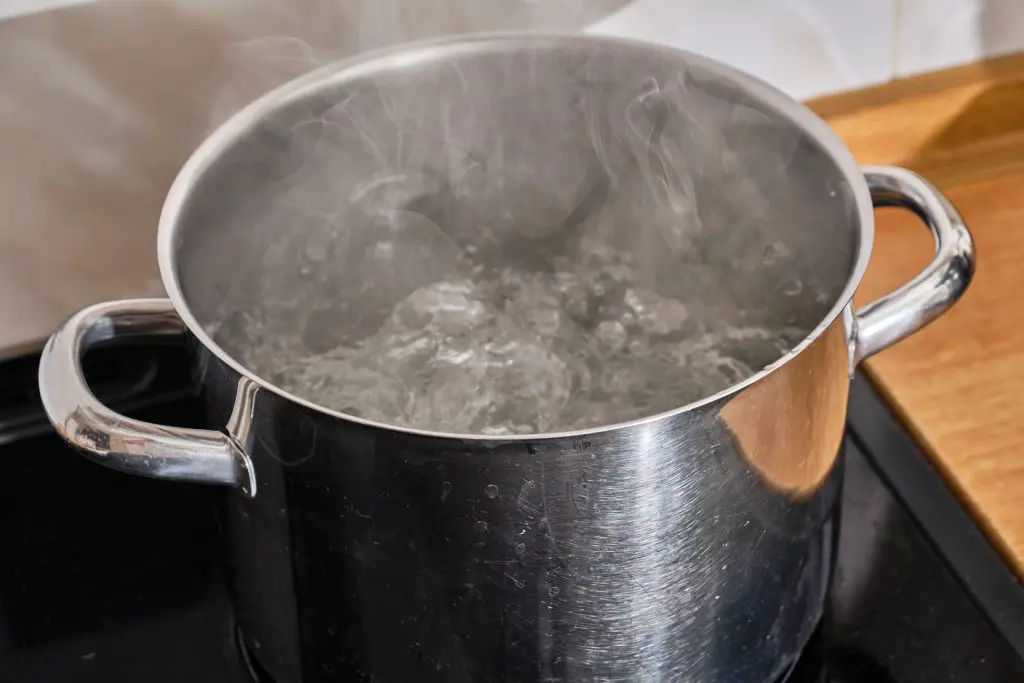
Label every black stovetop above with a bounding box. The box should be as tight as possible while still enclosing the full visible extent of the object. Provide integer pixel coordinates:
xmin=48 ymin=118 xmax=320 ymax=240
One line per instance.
xmin=1 ymin=345 xmax=1023 ymax=683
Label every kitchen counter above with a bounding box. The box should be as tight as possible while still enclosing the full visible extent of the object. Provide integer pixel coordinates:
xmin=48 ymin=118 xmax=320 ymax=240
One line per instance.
xmin=809 ymin=53 xmax=1024 ymax=578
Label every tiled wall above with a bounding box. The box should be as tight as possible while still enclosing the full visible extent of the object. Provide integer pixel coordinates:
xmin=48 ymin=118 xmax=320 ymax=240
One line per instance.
xmin=589 ymin=0 xmax=1024 ymax=99
xmin=5 ymin=0 xmax=1024 ymax=100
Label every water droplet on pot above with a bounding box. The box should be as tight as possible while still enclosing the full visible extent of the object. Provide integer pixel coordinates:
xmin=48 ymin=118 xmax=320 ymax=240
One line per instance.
xmin=485 ymin=484 xmax=499 ymax=499
xmin=475 ymin=520 xmax=488 ymax=532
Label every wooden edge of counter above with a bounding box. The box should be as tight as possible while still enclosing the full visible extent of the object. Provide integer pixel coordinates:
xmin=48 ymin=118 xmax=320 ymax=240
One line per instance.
xmin=807 ymin=51 xmax=1024 ymax=187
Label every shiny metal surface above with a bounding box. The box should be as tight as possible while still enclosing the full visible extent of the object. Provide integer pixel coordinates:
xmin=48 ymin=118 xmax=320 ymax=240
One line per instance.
xmin=856 ymin=166 xmax=976 ymax=361
xmin=207 ymin=325 xmax=848 ymax=683
xmin=37 ymin=298 xmax=250 ymax=488
xmin=38 ymin=33 xmax=975 ymax=683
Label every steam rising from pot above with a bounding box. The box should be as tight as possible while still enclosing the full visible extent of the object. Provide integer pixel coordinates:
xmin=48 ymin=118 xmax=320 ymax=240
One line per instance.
xmin=176 ymin=28 xmax=859 ymax=435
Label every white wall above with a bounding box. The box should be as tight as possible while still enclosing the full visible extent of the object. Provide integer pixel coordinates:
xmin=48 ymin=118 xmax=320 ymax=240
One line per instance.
xmin=589 ymin=0 xmax=1024 ymax=99
xmin=4 ymin=0 xmax=1024 ymax=100
xmin=0 ymin=0 xmax=91 ymax=21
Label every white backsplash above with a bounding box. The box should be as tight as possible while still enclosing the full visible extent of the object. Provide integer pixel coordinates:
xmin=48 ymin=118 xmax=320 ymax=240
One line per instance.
xmin=2 ymin=0 xmax=1024 ymax=99
xmin=590 ymin=0 xmax=1024 ymax=98
xmin=896 ymin=0 xmax=1024 ymax=77
xmin=587 ymin=0 xmax=894 ymax=100
xmin=0 ymin=0 xmax=89 ymax=21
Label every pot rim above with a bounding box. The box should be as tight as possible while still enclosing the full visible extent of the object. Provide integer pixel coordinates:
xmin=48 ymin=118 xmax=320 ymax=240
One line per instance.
xmin=157 ymin=30 xmax=874 ymax=441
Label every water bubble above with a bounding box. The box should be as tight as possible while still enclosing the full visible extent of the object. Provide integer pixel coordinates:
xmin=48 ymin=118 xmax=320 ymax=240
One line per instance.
xmin=484 ymin=484 xmax=499 ymax=499
xmin=474 ymin=520 xmax=488 ymax=532
xmin=214 ymin=216 xmax=803 ymax=436
xmin=548 ymin=586 xmax=560 ymax=597
xmin=762 ymin=241 xmax=791 ymax=266
xmin=514 ymin=542 xmax=526 ymax=556
xmin=440 ymin=481 xmax=452 ymax=502
xmin=538 ymin=517 xmax=550 ymax=535
xmin=781 ymin=280 xmax=804 ymax=296
xmin=305 ymin=244 xmax=328 ymax=263
xmin=595 ymin=320 xmax=628 ymax=352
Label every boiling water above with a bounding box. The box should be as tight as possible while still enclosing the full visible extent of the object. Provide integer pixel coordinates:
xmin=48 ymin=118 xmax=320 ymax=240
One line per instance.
xmin=217 ymin=237 xmax=805 ymax=435
xmin=193 ymin=47 xmax=841 ymax=436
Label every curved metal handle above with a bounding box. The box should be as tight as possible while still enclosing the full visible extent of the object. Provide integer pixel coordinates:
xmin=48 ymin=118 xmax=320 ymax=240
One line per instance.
xmin=855 ymin=166 xmax=975 ymax=361
xmin=38 ymin=298 xmax=248 ymax=488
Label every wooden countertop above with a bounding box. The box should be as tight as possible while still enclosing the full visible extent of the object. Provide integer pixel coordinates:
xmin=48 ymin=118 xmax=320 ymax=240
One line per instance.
xmin=808 ymin=54 xmax=1024 ymax=578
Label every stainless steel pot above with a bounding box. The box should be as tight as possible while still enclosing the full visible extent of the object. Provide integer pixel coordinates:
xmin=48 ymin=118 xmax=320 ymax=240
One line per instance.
xmin=38 ymin=34 xmax=973 ymax=683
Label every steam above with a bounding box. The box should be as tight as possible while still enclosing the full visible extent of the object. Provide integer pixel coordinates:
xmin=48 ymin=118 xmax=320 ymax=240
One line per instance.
xmin=202 ymin=0 xmax=633 ymax=131
xmin=178 ymin=29 xmax=855 ymax=435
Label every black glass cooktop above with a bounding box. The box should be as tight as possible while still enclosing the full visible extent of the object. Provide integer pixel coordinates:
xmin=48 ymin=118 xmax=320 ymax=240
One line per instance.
xmin=1 ymin=345 xmax=1023 ymax=682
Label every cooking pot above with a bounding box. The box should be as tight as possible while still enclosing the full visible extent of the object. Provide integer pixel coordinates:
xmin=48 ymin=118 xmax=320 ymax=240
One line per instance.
xmin=38 ymin=33 xmax=973 ymax=683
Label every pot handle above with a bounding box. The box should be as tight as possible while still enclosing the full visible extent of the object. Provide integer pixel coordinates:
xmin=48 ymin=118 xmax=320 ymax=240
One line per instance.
xmin=855 ymin=166 xmax=975 ymax=361
xmin=37 ymin=298 xmax=249 ymax=488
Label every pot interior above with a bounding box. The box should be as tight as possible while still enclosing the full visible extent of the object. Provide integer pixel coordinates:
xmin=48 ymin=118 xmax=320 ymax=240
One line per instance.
xmin=171 ymin=35 xmax=861 ymax=435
